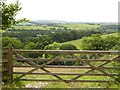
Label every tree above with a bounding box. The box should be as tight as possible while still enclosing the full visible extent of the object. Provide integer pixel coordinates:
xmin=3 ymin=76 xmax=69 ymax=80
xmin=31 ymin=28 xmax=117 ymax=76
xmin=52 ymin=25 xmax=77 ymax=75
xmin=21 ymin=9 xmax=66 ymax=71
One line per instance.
xmin=23 ymin=42 xmax=36 ymax=49
xmin=104 ymin=36 xmax=119 ymax=50
xmin=2 ymin=37 xmax=22 ymax=49
xmin=60 ymin=44 xmax=77 ymax=58
xmin=112 ymin=37 xmax=120 ymax=50
xmin=44 ymin=42 xmax=60 ymax=50
xmin=1 ymin=0 xmax=29 ymax=30
xmin=60 ymin=44 xmax=78 ymax=65
xmin=33 ymin=35 xmax=53 ymax=50
xmin=44 ymin=42 xmax=60 ymax=58
xmin=60 ymin=44 xmax=77 ymax=50
xmin=80 ymin=34 xmax=119 ymax=59
xmin=81 ymin=34 xmax=119 ymax=50
xmin=23 ymin=42 xmax=37 ymax=58
xmin=81 ymin=34 xmax=106 ymax=50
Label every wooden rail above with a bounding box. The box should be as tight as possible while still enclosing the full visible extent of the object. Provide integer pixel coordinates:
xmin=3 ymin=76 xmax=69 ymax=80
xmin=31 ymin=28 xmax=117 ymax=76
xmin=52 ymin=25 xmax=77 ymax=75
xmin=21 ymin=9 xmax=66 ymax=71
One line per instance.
xmin=2 ymin=48 xmax=120 ymax=83
xmin=13 ymin=49 xmax=120 ymax=54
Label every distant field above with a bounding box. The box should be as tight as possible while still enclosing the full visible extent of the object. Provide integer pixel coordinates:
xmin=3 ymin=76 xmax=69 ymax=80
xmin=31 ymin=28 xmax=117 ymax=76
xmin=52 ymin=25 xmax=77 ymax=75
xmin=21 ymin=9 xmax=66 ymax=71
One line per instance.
xmin=61 ymin=32 xmax=119 ymax=49
xmin=61 ymin=39 xmax=83 ymax=50
xmin=59 ymin=23 xmax=100 ymax=30
xmin=10 ymin=23 xmax=100 ymax=30
xmin=102 ymin=32 xmax=119 ymax=37
xmin=13 ymin=26 xmax=56 ymax=30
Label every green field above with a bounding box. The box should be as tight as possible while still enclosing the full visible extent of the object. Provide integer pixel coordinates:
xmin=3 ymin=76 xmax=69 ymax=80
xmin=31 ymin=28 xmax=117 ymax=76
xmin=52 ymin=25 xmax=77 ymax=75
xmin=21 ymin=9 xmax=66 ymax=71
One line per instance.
xmin=13 ymin=25 xmax=57 ymax=30
xmin=102 ymin=32 xmax=119 ymax=37
xmin=61 ymin=32 xmax=119 ymax=49
xmin=61 ymin=38 xmax=83 ymax=50
xmin=11 ymin=67 xmax=116 ymax=88
xmin=9 ymin=23 xmax=100 ymax=30
xmin=59 ymin=23 xmax=100 ymax=30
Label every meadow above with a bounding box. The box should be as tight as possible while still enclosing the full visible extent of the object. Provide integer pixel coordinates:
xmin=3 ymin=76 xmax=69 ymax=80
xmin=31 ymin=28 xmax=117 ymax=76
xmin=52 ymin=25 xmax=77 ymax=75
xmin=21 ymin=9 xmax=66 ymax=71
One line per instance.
xmin=2 ymin=23 xmax=120 ymax=88
xmin=13 ymin=25 xmax=59 ymax=30
xmin=61 ymin=32 xmax=119 ymax=49
xmin=12 ymin=67 xmax=117 ymax=88
xmin=9 ymin=23 xmax=100 ymax=31
xmin=59 ymin=23 xmax=100 ymax=30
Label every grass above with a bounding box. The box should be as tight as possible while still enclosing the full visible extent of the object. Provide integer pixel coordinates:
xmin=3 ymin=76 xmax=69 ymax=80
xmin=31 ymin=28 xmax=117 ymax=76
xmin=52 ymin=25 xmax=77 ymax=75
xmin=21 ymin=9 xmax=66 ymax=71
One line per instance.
xmin=8 ymin=23 xmax=100 ymax=31
xmin=3 ymin=54 xmax=120 ymax=88
xmin=13 ymin=25 xmax=57 ymax=30
xmin=61 ymin=32 xmax=119 ymax=49
xmin=102 ymin=32 xmax=119 ymax=37
xmin=60 ymin=39 xmax=83 ymax=50
xmin=10 ymin=67 xmax=119 ymax=88
xmin=59 ymin=23 xmax=100 ymax=30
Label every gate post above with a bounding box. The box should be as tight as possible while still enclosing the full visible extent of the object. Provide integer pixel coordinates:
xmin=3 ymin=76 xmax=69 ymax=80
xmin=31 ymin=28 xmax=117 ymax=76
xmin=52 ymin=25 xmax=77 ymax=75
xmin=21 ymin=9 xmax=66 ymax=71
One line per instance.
xmin=7 ymin=47 xmax=13 ymax=83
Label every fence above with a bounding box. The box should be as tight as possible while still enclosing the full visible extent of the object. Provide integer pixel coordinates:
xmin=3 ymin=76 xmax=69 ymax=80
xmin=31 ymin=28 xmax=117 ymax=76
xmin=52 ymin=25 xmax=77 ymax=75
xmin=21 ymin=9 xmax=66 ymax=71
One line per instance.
xmin=2 ymin=48 xmax=120 ymax=83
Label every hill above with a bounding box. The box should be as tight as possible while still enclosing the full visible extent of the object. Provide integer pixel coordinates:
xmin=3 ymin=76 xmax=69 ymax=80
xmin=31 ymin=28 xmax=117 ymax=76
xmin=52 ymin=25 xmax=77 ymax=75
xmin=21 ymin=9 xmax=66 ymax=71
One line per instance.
xmin=61 ymin=32 xmax=119 ymax=50
xmin=12 ymin=23 xmax=100 ymax=31
xmin=61 ymin=39 xmax=83 ymax=50
xmin=58 ymin=23 xmax=100 ymax=30
xmin=31 ymin=20 xmax=67 ymax=25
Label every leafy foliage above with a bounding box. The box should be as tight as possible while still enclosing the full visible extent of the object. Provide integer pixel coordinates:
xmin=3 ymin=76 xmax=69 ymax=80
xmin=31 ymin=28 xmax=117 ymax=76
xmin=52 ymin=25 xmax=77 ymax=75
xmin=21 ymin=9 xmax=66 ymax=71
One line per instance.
xmin=44 ymin=42 xmax=60 ymax=50
xmin=81 ymin=34 xmax=119 ymax=50
xmin=60 ymin=44 xmax=77 ymax=50
xmin=2 ymin=37 xmax=22 ymax=49
xmin=23 ymin=42 xmax=36 ymax=49
xmin=33 ymin=35 xmax=54 ymax=49
xmin=1 ymin=0 xmax=29 ymax=30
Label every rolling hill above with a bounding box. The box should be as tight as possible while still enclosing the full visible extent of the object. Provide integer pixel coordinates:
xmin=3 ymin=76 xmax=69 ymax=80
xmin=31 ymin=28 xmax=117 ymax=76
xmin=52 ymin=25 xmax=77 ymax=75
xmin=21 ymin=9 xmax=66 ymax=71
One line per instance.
xmin=61 ymin=32 xmax=119 ymax=50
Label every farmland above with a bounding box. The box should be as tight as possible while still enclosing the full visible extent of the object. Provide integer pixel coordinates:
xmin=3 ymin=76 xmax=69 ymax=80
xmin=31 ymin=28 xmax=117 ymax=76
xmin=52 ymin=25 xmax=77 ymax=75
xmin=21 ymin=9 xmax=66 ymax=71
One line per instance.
xmin=12 ymin=67 xmax=116 ymax=88
xmin=2 ymin=22 xmax=120 ymax=88
xmin=8 ymin=23 xmax=101 ymax=31
xmin=2 ymin=1 xmax=120 ymax=88
xmin=59 ymin=23 xmax=100 ymax=30
xmin=2 ymin=23 xmax=119 ymax=51
xmin=61 ymin=32 xmax=119 ymax=49
xmin=13 ymin=25 xmax=60 ymax=30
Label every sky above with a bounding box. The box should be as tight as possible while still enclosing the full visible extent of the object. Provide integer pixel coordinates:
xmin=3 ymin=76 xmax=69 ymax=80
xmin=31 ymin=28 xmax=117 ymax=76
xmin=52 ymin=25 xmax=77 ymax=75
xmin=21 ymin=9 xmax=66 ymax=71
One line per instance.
xmin=6 ymin=0 xmax=119 ymax=22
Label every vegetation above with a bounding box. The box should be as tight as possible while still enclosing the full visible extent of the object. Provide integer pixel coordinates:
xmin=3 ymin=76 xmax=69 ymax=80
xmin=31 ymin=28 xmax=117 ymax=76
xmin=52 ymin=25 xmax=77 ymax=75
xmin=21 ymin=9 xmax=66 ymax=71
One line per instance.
xmin=59 ymin=44 xmax=77 ymax=50
xmin=61 ymin=38 xmax=83 ymax=49
xmin=81 ymin=34 xmax=119 ymax=50
xmin=3 ymin=68 xmax=120 ymax=88
xmin=1 ymin=0 xmax=28 ymax=30
xmin=2 ymin=31 xmax=120 ymax=89
xmin=59 ymin=23 xmax=100 ymax=30
xmin=61 ymin=32 xmax=119 ymax=49
xmin=2 ymin=0 xmax=120 ymax=89
xmin=2 ymin=37 xmax=22 ymax=49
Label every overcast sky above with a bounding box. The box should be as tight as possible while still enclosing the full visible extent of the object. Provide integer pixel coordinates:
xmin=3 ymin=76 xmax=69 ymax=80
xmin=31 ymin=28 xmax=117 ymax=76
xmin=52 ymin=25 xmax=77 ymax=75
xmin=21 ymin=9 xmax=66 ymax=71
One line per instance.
xmin=7 ymin=0 xmax=119 ymax=22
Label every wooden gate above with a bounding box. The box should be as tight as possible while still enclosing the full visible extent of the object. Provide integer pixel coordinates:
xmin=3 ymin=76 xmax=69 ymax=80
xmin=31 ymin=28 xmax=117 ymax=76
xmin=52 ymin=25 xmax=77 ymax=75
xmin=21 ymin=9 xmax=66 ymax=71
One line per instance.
xmin=2 ymin=48 xmax=120 ymax=83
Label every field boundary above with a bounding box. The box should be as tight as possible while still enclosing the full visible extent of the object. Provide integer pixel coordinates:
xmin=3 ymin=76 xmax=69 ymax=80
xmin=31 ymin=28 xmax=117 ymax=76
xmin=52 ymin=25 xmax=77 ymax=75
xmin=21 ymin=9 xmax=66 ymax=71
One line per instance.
xmin=2 ymin=48 xmax=120 ymax=83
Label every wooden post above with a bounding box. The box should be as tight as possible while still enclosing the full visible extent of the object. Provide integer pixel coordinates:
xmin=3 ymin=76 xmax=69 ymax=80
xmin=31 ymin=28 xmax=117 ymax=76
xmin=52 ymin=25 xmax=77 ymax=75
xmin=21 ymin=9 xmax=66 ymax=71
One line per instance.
xmin=7 ymin=47 xmax=13 ymax=83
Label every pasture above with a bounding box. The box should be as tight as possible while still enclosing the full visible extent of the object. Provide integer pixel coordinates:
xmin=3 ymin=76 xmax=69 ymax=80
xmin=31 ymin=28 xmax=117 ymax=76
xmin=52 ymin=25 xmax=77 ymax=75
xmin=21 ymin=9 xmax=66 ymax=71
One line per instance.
xmin=11 ymin=23 xmax=100 ymax=31
xmin=61 ymin=32 xmax=119 ymax=49
xmin=59 ymin=23 xmax=100 ymax=30
xmin=13 ymin=67 xmax=116 ymax=88
xmin=2 ymin=48 xmax=120 ymax=88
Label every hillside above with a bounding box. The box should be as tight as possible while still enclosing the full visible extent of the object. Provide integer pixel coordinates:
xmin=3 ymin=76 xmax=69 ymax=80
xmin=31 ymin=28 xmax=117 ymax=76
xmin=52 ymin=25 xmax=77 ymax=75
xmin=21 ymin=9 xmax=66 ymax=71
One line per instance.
xmin=59 ymin=23 xmax=100 ymax=30
xmin=12 ymin=23 xmax=100 ymax=30
xmin=61 ymin=39 xmax=83 ymax=50
xmin=13 ymin=25 xmax=56 ymax=30
xmin=61 ymin=32 xmax=119 ymax=49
